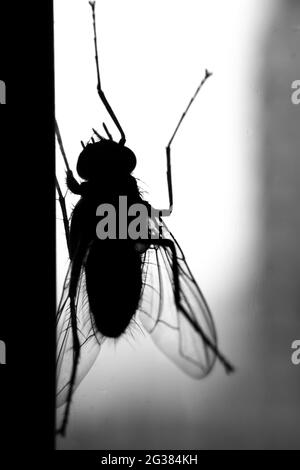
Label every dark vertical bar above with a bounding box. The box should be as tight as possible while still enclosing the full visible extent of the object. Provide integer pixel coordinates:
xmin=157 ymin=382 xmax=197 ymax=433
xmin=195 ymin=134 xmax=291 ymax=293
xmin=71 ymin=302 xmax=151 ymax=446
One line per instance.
xmin=0 ymin=0 xmax=9 ymax=454
xmin=0 ymin=0 xmax=56 ymax=457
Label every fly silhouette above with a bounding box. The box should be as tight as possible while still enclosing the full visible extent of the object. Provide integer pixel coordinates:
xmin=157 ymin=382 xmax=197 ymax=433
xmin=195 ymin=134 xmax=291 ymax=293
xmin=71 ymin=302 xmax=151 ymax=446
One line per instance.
xmin=56 ymin=0 xmax=234 ymax=436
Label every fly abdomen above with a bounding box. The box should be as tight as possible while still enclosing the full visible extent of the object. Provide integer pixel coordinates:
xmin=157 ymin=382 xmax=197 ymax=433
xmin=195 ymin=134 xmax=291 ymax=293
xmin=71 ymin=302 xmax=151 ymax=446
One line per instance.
xmin=85 ymin=240 xmax=143 ymax=338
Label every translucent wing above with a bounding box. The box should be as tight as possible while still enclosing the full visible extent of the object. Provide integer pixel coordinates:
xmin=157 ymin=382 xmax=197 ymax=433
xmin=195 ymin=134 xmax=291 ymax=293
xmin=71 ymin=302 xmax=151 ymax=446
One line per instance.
xmin=56 ymin=253 xmax=105 ymax=408
xmin=139 ymin=219 xmax=233 ymax=378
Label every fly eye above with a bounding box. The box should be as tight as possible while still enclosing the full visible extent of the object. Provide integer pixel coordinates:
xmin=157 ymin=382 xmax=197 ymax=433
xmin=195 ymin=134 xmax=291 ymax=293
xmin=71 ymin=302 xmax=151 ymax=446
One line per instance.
xmin=76 ymin=142 xmax=99 ymax=180
xmin=120 ymin=147 xmax=136 ymax=174
xmin=76 ymin=141 xmax=137 ymax=179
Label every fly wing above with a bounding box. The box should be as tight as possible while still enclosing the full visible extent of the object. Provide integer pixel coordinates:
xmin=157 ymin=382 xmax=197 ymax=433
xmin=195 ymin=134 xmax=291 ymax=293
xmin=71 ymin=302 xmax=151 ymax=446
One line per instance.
xmin=139 ymin=220 xmax=233 ymax=378
xmin=56 ymin=257 xmax=105 ymax=407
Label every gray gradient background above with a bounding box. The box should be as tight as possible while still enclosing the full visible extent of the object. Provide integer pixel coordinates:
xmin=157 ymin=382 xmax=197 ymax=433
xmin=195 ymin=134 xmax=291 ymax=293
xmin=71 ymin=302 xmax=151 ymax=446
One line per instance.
xmin=55 ymin=0 xmax=300 ymax=449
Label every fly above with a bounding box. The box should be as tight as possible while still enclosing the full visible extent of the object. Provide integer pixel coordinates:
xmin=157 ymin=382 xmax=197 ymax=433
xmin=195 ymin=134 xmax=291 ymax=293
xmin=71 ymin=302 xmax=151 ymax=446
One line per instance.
xmin=56 ymin=0 xmax=234 ymax=436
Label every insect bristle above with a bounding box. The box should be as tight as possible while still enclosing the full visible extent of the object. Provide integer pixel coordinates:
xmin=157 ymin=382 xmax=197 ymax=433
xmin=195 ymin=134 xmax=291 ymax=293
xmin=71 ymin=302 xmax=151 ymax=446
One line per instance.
xmin=107 ymin=317 xmax=145 ymax=349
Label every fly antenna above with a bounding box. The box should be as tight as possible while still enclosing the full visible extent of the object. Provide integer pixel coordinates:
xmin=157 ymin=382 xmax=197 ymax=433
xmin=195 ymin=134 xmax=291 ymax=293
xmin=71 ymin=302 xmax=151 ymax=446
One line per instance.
xmin=81 ymin=140 xmax=86 ymax=149
xmin=102 ymin=122 xmax=113 ymax=140
xmin=89 ymin=1 xmax=126 ymax=145
xmin=168 ymin=69 xmax=212 ymax=147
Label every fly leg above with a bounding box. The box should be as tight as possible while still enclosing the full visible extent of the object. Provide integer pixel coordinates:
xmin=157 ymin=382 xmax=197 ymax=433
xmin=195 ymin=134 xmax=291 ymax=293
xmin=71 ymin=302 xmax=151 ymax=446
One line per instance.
xmin=57 ymin=247 xmax=85 ymax=436
xmin=65 ymin=171 xmax=83 ymax=196
xmin=56 ymin=177 xmax=70 ymax=253
xmin=150 ymin=238 xmax=235 ymax=374
xmin=58 ymin=295 xmax=80 ymax=436
xmin=147 ymin=145 xmax=174 ymax=220
xmin=55 ymin=119 xmax=72 ymax=253
xmin=89 ymin=1 xmax=126 ymax=144
xmin=154 ymin=69 xmax=212 ymax=217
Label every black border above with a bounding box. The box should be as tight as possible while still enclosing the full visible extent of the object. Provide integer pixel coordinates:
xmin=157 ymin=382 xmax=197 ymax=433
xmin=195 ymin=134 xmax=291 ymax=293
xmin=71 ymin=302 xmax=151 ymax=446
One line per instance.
xmin=0 ymin=0 xmax=55 ymax=455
